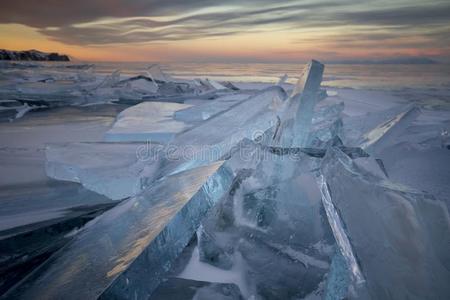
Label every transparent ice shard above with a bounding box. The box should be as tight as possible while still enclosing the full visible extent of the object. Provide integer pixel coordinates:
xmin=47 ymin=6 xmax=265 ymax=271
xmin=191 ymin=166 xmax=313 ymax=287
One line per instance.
xmin=118 ymin=75 xmax=159 ymax=94
xmin=205 ymin=79 xmax=228 ymax=90
xmin=291 ymin=60 xmax=325 ymax=146
xmin=197 ymin=224 xmax=234 ymax=270
xmin=6 ymin=161 xmax=233 ymax=300
xmin=273 ymin=60 xmax=325 ymax=147
xmin=221 ymin=81 xmax=240 ymax=91
xmin=147 ymin=64 xmax=173 ymax=83
xmin=104 ymin=102 xmax=193 ymax=143
xmin=97 ymin=70 xmax=121 ymax=88
xmin=152 ymin=81 xmax=195 ymax=97
xmin=0 ymin=182 xmax=114 ymax=238
xmin=76 ymin=65 xmax=96 ymax=82
xmin=291 ymin=60 xmax=324 ymax=98
xmin=309 ymin=105 xmax=344 ymax=147
xmin=45 ymin=142 xmax=153 ymax=200
xmin=359 ymin=105 xmax=421 ymax=151
xmin=317 ymin=174 xmax=365 ymax=291
xmin=320 ymin=147 xmax=450 ymax=299
xmin=0 ymin=192 xmax=114 ymax=295
xmin=194 ymin=79 xmax=216 ymax=92
xmin=152 ymin=86 xmax=287 ymax=177
xmin=174 ymin=93 xmax=250 ymax=123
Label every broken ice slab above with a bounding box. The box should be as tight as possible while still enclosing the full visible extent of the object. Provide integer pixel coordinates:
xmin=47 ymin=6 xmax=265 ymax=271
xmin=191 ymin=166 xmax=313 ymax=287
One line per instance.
xmin=320 ymin=147 xmax=450 ymax=299
xmin=49 ymin=69 xmax=300 ymax=203
xmin=359 ymin=105 xmax=421 ymax=151
xmin=292 ymin=60 xmax=325 ymax=146
xmin=104 ymin=102 xmax=193 ymax=143
xmin=221 ymin=82 xmax=240 ymax=91
xmin=0 ymin=182 xmax=114 ymax=238
xmin=291 ymin=59 xmax=325 ymax=97
xmin=174 ymin=93 xmax=251 ymax=123
xmin=117 ymin=75 xmax=159 ymax=94
xmin=269 ymin=100 xmax=339 ymax=147
xmin=96 ymin=70 xmax=121 ymax=88
xmin=193 ymin=79 xmax=217 ymax=92
xmin=376 ymin=142 xmax=450 ymax=207
xmin=147 ymin=64 xmax=173 ymax=83
xmin=0 ymin=91 xmax=86 ymax=107
xmin=6 ymin=161 xmax=233 ymax=300
xmin=0 ymin=197 xmax=114 ymax=296
xmin=273 ymin=60 xmax=325 ymax=147
xmin=150 ymin=86 xmax=287 ymax=177
xmin=205 ymin=79 xmax=228 ymax=90
xmin=45 ymin=142 xmax=157 ymax=200
xmin=0 ymin=182 xmax=116 ymax=295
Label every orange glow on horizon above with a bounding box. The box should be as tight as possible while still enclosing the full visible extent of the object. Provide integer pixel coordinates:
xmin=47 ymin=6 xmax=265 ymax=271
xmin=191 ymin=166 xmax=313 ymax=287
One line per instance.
xmin=0 ymin=23 xmax=447 ymax=62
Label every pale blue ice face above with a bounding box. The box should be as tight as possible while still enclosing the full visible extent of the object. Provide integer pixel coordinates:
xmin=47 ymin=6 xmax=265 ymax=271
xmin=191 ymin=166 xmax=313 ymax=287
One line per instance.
xmin=7 ymin=161 xmax=233 ymax=299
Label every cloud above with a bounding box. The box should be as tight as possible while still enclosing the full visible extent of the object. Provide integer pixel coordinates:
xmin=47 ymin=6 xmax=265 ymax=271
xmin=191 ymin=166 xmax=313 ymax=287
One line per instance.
xmin=33 ymin=1 xmax=346 ymax=45
xmin=1 ymin=0 xmax=450 ymax=57
xmin=0 ymin=0 xmax=298 ymax=28
xmin=335 ymin=4 xmax=450 ymax=27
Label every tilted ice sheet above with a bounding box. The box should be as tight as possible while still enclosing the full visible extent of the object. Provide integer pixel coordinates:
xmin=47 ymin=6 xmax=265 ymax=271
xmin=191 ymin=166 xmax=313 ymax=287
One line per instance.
xmin=6 ymin=161 xmax=233 ymax=300
xmin=104 ymin=102 xmax=193 ymax=143
xmin=291 ymin=60 xmax=324 ymax=146
xmin=359 ymin=105 xmax=421 ymax=151
xmin=373 ymin=108 xmax=450 ymax=206
xmin=143 ymin=86 xmax=287 ymax=179
xmin=0 ymin=181 xmax=113 ymax=238
xmin=378 ymin=142 xmax=450 ymax=206
xmin=320 ymin=147 xmax=450 ymax=299
xmin=44 ymin=87 xmax=286 ymax=200
xmin=45 ymin=142 xmax=153 ymax=200
xmin=273 ymin=60 xmax=324 ymax=147
xmin=174 ymin=93 xmax=251 ymax=123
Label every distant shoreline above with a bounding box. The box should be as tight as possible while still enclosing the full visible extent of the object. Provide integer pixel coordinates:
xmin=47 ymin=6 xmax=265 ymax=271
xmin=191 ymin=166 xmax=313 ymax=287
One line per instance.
xmin=0 ymin=49 xmax=70 ymax=62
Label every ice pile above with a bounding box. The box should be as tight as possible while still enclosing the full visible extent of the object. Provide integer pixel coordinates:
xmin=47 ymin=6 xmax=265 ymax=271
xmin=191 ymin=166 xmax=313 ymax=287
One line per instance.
xmin=2 ymin=60 xmax=450 ymax=300
xmin=43 ymin=86 xmax=287 ymax=201
xmin=0 ymin=63 xmax=241 ymax=110
xmin=45 ymin=142 xmax=151 ymax=200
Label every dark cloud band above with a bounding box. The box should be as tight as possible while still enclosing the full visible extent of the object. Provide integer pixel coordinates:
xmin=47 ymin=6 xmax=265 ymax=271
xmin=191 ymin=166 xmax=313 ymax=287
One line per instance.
xmin=1 ymin=0 xmax=450 ymax=54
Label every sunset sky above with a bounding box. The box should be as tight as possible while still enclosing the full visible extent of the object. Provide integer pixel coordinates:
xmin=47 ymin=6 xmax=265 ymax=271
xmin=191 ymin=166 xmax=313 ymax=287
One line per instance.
xmin=1 ymin=0 xmax=449 ymax=62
